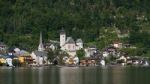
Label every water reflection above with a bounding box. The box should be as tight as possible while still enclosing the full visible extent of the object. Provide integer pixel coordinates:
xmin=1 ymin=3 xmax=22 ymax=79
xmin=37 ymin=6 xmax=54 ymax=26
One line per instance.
xmin=60 ymin=67 xmax=82 ymax=84
xmin=0 ymin=66 xmax=150 ymax=84
xmin=82 ymin=67 xmax=98 ymax=84
xmin=60 ymin=67 xmax=107 ymax=84
xmin=30 ymin=67 xmax=60 ymax=84
xmin=101 ymin=67 xmax=109 ymax=84
xmin=5 ymin=68 xmax=15 ymax=84
xmin=37 ymin=67 xmax=44 ymax=84
xmin=111 ymin=66 xmax=126 ymax=84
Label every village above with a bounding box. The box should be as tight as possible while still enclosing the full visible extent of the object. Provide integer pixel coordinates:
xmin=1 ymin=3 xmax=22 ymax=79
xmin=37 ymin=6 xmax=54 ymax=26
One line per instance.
xmin=0 ymin=29 xmax=149 ymax=67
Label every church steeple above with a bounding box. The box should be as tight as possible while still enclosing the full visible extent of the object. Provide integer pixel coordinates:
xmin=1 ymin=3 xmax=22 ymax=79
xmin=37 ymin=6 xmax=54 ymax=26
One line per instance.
xmin=38 ymin=32 xmax=44 ymax=51
xmin=60 ymin=28 xmax=66 ymax=47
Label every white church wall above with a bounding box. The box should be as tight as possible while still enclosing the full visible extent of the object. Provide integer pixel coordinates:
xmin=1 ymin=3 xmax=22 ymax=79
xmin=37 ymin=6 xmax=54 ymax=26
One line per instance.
xmin=60 ymin=34 xmax=66 ymax=47
xmin=59 ymin=29 xmax=84 ymax=57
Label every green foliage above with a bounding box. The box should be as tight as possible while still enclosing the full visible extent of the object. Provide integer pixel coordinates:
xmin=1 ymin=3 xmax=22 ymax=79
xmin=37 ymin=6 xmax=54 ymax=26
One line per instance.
xmin=129 ymin=31 xmax=150 ymax=48
xmin=96 ymin=27 xmax=118 ymax=49
xmin=0 ymin=0 xmax=149 ymax=54
xmin=12 ymin=59 xmax=21 ymax=66
xmin=76 ymin=49 xmax=85 ymax=59
xmin=47 ymin=49 xmax=62 ymax=62
xmin=105 ymin=55 xmax=117 ymax=64
xmin=129 ymin=30 xmax=150 ymax=56
xmin=120 ymin=48 xmax=146 ymax=56
xmin=143 ymin=51 xmax=150 ymax=57
xmin=47 ymin=50 xmax=55 ymax=61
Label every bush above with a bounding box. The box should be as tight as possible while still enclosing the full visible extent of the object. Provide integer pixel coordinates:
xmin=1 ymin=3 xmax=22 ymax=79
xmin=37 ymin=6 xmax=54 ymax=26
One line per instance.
xmin=76 ymin=49 xmax=85 ymax=60
xmin=12 ymin=59 xmax=21 ymax=67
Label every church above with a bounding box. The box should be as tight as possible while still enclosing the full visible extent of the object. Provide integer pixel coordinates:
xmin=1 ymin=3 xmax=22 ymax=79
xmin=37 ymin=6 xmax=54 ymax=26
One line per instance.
xmin=60 ymin=29 xmax=83 ymax=57
xmin=31 ymin=32 xmax=48 ymax=65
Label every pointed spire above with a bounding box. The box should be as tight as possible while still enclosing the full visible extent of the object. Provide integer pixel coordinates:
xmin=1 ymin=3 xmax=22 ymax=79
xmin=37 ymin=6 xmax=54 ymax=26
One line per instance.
xmin=40 ymin=32 xmax=42 ymax=44
xmin=38 ymin=32 xmax=44 ymax=51
xmin=60 ymin=27 xmax=66 ymax=34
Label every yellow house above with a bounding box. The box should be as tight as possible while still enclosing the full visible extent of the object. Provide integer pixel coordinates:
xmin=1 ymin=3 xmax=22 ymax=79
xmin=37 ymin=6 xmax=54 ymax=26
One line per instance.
xmin=0 ymin=58 xmax=6 ymax=64
xmin=18 ymin=56 xmax=33 ymax=64
xmin=18 ymin=56 xmax=24 ymax=63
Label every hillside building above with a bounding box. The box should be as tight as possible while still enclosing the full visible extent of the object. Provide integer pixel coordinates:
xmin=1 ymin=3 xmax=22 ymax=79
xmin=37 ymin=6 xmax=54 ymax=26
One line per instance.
xmin=60 ymin=29 xmax=83 ymax=57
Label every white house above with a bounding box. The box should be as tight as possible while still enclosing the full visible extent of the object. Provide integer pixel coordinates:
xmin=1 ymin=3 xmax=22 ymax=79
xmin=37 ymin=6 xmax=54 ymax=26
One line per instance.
xmin=6 ymin=58 xmax=13 ymax=67
xmin=31 ymin=32 xmax=47 ymax=65
xmin=45 ymin=43 xmax=56 ymax=51
xmin=84 ymin=46 xmax=97 ymax=57
xmin=113 ymin=41 xmax=122 ymax=48
xmin=60 ymin=29 xmax=83 ymax=57
xmin=31 ymin=50 xmax=47 ymax=65
xmin=103 ymin=51 xmax=109 ymax=57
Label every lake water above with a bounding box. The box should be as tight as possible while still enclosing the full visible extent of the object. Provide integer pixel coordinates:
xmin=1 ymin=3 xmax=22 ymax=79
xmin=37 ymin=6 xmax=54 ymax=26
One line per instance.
xmin=0 ymin=66 xmax=150 ymax=84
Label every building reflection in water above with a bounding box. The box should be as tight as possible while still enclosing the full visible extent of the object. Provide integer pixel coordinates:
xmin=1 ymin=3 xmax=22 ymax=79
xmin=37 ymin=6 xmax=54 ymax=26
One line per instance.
xmin=0 ymin=66 xmax=149 ymax=84
xmin=38 ymin=67 xmax=44 ymax=84
xmin=101 ymin=67 xmax=109 ymax=84
xmin=60 ymin=67 xmax=103 ymax=84
xmin=81 ymin=67 xmax=98 ymax=84
xmin=30 ymin=67 xmax=60 ymax=84
xmin=111 ymin=66 xmax=126 ymax=84
xmin=60 ymin=67 xmax=82 ymax=84
xmin=5 ymin=68 xmax=15 ymax=84
xmin=60 ymin=66 xmax=127 ymax=84
xmin=49 ymin=67 xmax=60 ymax=84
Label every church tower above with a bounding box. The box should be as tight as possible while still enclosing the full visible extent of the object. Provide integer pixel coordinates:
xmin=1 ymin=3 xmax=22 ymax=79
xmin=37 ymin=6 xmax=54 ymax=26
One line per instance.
xmin=60 ymin=28 xmax=66 ymax=47
xmin=38 ymin=32 xmax=45 ymax=51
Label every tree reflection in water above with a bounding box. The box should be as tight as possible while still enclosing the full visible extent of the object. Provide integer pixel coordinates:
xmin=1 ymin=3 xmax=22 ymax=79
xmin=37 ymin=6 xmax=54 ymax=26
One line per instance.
xmin=0 ymin=66 xmax=149 ymax=84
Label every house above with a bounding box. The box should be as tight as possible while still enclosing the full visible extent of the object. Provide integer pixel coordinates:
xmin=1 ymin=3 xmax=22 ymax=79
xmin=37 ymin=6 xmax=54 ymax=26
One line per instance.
xmin=102 ymin=51 xmax=109 ymax=57
xmin=44 ymin=40 xmax=59 ymax=51
xmin=0 ymin=42 xmax=7 ymax=51
xmin=112 ymin=41 xmax=122 ymax=48
xmin=62 ymin=56 xmax=79 ymax=65
xmin=85 ymin=46 xmax=97 ymax=57
xmin=0 ymin=54 xmax=6 ymax=64
xmin=31 ymin=32 xmax=48 ymax=65
xmin=45 ymin=43 xmax=56 ymax=51
xmin=102 ymin=46 xmax=118 ymax=57
xmin=31 ymin=50 xmax=47 ymax=65
xmin=15 ymin=50 xmax=33 ymax=64
xmin=60 ymin=29 xmax=83 ymax=57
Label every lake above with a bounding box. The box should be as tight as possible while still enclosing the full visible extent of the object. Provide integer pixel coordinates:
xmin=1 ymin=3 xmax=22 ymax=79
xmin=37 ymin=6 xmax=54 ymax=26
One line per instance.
xmin=0 ymin=66 xmax=150 ymax=84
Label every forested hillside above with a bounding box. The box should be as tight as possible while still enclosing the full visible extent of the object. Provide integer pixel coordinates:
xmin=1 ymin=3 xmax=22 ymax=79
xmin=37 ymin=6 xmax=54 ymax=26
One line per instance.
xmin=0 ymin=0 xmax=149 ymax=52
